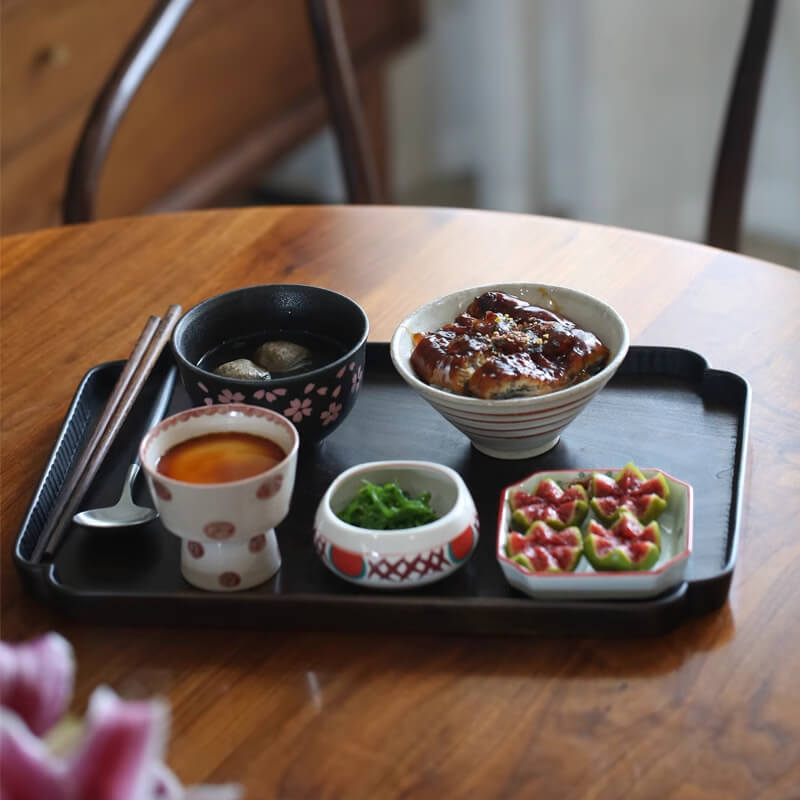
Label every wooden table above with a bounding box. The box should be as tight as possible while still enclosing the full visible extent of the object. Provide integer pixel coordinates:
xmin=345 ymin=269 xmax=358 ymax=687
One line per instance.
xmin=2 ymin=207 xmax=799 ymax=797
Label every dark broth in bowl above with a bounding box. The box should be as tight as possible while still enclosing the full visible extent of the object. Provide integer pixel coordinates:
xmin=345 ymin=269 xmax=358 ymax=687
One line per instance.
xmin=199 ymin=331 xmax=345 ymax=377
xmin=157 ymin=432 xmax=285 ymax=484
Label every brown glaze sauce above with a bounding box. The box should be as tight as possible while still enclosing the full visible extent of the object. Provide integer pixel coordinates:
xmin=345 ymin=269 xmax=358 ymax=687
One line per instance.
xmin=410 ymin=291 xmax=609 ymax=399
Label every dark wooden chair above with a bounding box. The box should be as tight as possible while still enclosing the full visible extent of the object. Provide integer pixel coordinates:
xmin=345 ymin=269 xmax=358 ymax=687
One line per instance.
xmin=66 ymin=0 xmax=777 ymax=254
xmin=705 ymin=0 xmax=778 ymax=251
xmin=62 ymin=0 xmax=382 ymax=225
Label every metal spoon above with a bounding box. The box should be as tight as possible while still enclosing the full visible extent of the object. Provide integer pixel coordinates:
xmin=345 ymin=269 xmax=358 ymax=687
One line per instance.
xmin=73 ymin=366 xmax=177 ymax=529
xmin=73 ymin=462 xmax=157 ymax=528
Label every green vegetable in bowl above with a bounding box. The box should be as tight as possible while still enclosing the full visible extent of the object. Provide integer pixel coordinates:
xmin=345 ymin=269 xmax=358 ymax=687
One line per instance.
xmin=337 ymin=481 xmax=438 ymax=530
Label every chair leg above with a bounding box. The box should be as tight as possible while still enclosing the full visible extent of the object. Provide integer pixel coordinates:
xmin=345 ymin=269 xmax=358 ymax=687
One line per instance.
xmin=306 ymin=0 xmax=384 ymax=204
xmin=705 ymin=0 xmax=778 ymax=252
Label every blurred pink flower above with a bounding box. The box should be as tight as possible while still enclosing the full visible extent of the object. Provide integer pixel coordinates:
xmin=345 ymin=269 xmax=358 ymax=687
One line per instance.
xmin=0 ymin=633 xmax=74 ymax=736
xmin=0 ymin=633 xmax=241 ymax=800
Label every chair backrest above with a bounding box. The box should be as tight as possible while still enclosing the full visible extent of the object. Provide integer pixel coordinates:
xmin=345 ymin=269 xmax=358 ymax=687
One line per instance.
xmin=62 ymin=0 xmax=381 ymax=225
xmin=705 ymin=0 xmax=778 ymax=251
xmin=67 ymin=0 xmax=776 ymax=246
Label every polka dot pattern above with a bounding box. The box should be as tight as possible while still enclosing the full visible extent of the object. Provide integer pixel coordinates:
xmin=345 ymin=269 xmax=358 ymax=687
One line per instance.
xmin=218 ymin=572 xmax=241 ymax=588
xmin=152 ymin=480 xmax=172 ymax=501
xmin=256 ymin=475 xmax=283 ymax=500
xmin=203 ymin=521 xmax=235 ymax=540
xmin=187 ymin=541 xmax=204 ymax=559
xmin=249 ymin=534 xmax=267 ymax=553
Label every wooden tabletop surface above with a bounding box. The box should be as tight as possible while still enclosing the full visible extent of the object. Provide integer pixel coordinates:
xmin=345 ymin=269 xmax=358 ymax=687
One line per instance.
xmin=2 ymin=206 xmax=799 ymax=798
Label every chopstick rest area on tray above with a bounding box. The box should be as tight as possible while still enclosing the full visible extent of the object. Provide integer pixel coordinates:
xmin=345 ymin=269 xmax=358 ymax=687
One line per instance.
xmin=71 ymin=366 xmax=177 ymax=530
xmin=30 ymin=305 xmax=182 ymax=563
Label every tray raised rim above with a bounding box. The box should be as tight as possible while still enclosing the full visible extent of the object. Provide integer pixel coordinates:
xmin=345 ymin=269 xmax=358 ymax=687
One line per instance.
xmin=13 ymin=344 xmax=750 ymax=635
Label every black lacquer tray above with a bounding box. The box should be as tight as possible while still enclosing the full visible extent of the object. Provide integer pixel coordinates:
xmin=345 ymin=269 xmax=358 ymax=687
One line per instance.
xmin=14 ymin=345 xmax=749 ymax=636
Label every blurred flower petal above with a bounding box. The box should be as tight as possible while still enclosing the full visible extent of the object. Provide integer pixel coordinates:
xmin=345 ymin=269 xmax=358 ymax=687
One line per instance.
xmin=69 ymin=686 xmax=167 ymax=799
xmin=0 ymin=708 xmax=65 ymax=800
xmin=0 ymin=633 xmax=74 ymax=735
xmin=1 ymin=635 xmax=244 ymax=799
xmin=152 ymin=763 xmax=184 ymax=798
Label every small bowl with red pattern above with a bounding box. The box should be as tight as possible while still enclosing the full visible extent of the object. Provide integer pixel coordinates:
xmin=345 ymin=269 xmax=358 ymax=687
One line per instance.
xmin=139 ymin=403 xmax=299 ymax=592
xmin=314 ymin=461 xmax=479 ymax=589
xmin=496 ymin=466 xmax=693 ymax=599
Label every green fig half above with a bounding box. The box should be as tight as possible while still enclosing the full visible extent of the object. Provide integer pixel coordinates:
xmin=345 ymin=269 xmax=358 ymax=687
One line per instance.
xmin=506 ymin=522 xmax=583 ymax=572
xmin=584 ymin=514 xmax=662 ymax=571
xmin=509 ymin=478 xmax=589 ymax=531
xmin=588 ymin=464 xmax=671 ymax=524
xmin=511 ymin=504 xmax=562 ymax=531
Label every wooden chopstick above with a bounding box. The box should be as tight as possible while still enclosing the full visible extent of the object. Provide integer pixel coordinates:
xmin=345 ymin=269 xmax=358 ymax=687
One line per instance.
xmin=31 ymin=305 xmax=182 ymax=562
xmin=29 ymin=314 xmax=161 ymax=562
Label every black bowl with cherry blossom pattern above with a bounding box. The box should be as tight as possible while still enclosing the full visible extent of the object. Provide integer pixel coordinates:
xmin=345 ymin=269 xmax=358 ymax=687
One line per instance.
xmin=172 ymin=285 xmax=369 ymax=444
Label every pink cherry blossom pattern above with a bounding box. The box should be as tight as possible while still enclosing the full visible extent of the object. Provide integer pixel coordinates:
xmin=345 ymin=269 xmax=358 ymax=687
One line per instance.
xmin=316 ymin=386 xmax=328 ymax=395
xmin=203 ymin=397 xmax=214 ymax=406
xmin=203 ymin=521 xmax=235 ymax=540
xmin=197 ymin=381 xmax=209 ymax=393
xmin=152 ymin=480 xmax=172 ymax=501
xmin=332 ymin=385 xmax=342 ymax=398
xmin=284 ymin=397 xmax=312 ymax=423
xmin=257 ymin=387 xmax=287 ymax=403
xmin=249 ymin=534 xmax=267 ymax=553
xmin=336 ymin=365 xmax=346 ymax=379
xmin=349 ymin=362 xmax=355 ymax=371
xmin=217 ymin=388 xmax=245 ymax=404
xmin=256 ymin=474 xmax=283 ymax=499
xmin=351 ymin=365 xmax=363 ymax=391
xmin=320 ymin=401 xmax=342 ymax=426
xmin=187 ymin=541 xmax=204 ymax=559
xmin=304 ymin=383 xmax=315 ymax=394
xmin=219 ymin=572 xmax=241 ymax=588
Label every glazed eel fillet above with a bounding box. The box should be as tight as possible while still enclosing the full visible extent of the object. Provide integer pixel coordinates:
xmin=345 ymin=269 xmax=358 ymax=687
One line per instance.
xmin=410 ymin=291 xmax=610 ymax=399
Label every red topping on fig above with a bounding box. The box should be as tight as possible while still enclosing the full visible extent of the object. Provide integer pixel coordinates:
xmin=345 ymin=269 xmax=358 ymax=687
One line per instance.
xmin=506 ymin=521 xmax=583 ymax=572
xmin=510 ymin=479 xmax=588 ymax=531
xmin=585 ymin=514 xmax=662 ymax=571
xmin=589 ymin=463 xmax=670 ymax=523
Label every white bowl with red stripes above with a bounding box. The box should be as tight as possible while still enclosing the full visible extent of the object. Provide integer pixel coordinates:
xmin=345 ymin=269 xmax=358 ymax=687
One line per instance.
xmin=390 ymin=283 xmax=629 ymax=460
xmin=313 ymin=461 xmax=479 ymax=589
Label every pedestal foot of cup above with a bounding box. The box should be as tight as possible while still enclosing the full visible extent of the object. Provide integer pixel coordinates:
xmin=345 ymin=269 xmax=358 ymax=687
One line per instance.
xmin=180 ymin=529 xmax=281 ymax=591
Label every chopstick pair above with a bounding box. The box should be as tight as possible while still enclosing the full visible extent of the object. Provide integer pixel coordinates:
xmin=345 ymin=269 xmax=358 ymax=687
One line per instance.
xmin=30 ymin=305 xmax=183 ymax=563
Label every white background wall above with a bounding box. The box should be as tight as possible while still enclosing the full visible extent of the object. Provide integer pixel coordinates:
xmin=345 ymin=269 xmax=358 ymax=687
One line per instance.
xmin=269 ymin=0 xmax=799 ymax=252
xmin=388 ymin=0 xmax=800 ymax=247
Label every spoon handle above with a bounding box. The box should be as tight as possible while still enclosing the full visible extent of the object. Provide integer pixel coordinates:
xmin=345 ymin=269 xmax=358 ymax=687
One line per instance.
xmin=120 ymin=462 xmax=141 ymax=503
xmin=134 ymin=365 xmax=178 ymax=468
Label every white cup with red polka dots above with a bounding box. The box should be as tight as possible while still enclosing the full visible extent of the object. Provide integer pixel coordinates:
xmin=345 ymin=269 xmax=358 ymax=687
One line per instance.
xmin=139 ymin=404 xmax=299 ymax=591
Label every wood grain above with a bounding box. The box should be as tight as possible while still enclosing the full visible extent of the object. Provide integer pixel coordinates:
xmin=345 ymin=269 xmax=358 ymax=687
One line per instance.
xmin=1 ymin=0 xmax=420 ymax=233
xmin=2 ymin=206 xmax=799 ymax=798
